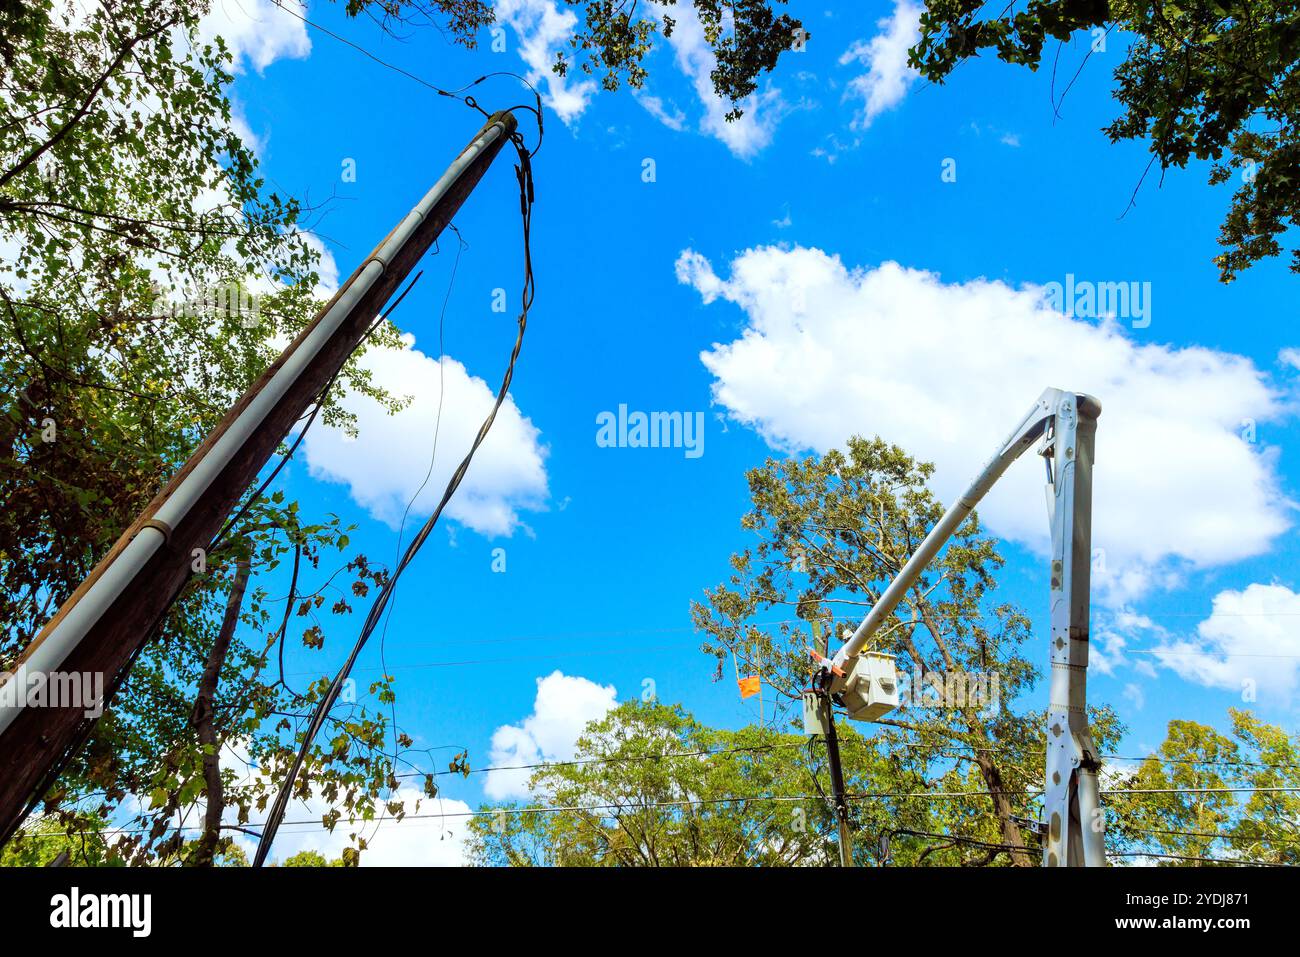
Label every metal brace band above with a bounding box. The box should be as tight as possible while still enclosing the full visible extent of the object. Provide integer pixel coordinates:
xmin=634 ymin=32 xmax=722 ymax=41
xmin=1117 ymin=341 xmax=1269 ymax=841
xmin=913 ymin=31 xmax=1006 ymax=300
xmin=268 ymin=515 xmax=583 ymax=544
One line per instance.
xmin=141 ymin=518 xmax=173 ymax=544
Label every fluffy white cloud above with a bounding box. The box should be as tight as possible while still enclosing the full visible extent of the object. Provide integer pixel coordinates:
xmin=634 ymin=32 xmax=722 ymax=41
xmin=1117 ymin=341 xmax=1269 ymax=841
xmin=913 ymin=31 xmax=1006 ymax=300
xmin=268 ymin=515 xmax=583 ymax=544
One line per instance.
xmin=1150 ymin=583 xmax=1300 ymax=704
xmin=49 ymin=1 xmax=309 ymax=76
xmin=839 ymin=0 xmax=921 ymax=130
xmin=497 ymin=0 xmax=597 ymax=124
xmin=258 ymin=789 xmax=475 ymax=866
xmin=1092 ymin=609 xmax=1160 ymax=677
xmin=657 ymin=1 xmax=789 ymax=158
xmin=199 ymin=0 xmax=312 ymax=74
xmin=302 ymin=333 xmax=549 ymax=536
xmin=484 ymin=671 xmax=618 ymax=800
xmin=677 ymin=246 xmax=1294 ymax=602
xmin=223 ymin=773 xmax=474 ymax=866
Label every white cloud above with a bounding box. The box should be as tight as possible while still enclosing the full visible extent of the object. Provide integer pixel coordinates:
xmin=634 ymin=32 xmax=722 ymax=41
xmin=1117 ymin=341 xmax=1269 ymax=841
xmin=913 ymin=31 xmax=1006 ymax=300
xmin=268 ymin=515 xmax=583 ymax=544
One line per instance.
xmin=495 ymin=0 xmax=788 ymax=154
xmin=497 ymin=0 xmax=597 ymax=124
xmin=484 ymin=671 xmax=618 ymax=800
xmin=120 ymin=741 xmax=473 ymax=865
xmin=839 ymin=0 xmax=921 ymax=130
xmin=1092 ymin=609 xmax=1163 ymax=677
xmin=228 ymin=107 xmax=265 ymax=154
xmin=1150 ymin=583 xmax=1300 ymax=704
xmin=1122 ymin=682 xmax=1145 ymax=710
xmin=657 ymin=1 xmax=789 ymax=159
xmin=295 ymin=229 xmax=340 ymax=297
xmin=1280 ymin=347 xmax=1300 ymax=371
xmin=272 ymin=791 xmax=474 ymax=866
xmin=185 ymin=1 xmax=311 ymax=202
xmin=199 ymin=0 xmax=312 ymax=74
xmin=302 ymin=334 xmax=549 ymax=536
xmin=1090 ymin=622 xmax=1130 ymax=677
xmin=228 ymin=781 xmax=474 ymax=866
xmin=49 ymin=1 xmax=310 ymax=77
xmin=676 ymin=246 xmax=1294 ymax=602
xmin=637 ymin=93 xmax=688 ymax=131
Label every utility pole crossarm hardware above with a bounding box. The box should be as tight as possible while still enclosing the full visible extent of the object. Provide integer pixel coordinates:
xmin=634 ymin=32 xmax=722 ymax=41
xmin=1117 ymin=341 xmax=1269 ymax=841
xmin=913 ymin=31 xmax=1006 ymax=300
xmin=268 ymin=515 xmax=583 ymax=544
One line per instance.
xmin=811 ymin=387 xmax=1104 ymax=867
xmin=0 ymin=111 xmax=519 ymax=843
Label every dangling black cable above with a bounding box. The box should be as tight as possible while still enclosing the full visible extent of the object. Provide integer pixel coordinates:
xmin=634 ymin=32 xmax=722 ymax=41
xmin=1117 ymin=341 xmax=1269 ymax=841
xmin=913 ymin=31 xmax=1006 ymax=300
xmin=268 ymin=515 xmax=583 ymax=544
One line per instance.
xmin=252 ymin=118 xmax=537 ymax=867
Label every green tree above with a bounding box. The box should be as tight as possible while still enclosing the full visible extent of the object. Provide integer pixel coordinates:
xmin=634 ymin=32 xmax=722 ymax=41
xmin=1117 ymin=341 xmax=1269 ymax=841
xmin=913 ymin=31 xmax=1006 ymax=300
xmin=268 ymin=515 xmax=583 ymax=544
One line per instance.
xmin=280 ymin=848 xmax=351 ymax=866
xmin=691 ymin=437 xmax=1123 ymax=865
xmin=0 ymin=813 xmax=120 ymax=867
xmin=469 ymin=700 xmax=838 ymax=866
xmin=345 ymin=0 xmax=807 ymax=119
xmin=912 ymin=0 xmax=1300 ymax=280
xmin=468 ymin=699 xmax=1082 ymax=866
xmin=1108 ymin=709 xmax=1300 ymax=865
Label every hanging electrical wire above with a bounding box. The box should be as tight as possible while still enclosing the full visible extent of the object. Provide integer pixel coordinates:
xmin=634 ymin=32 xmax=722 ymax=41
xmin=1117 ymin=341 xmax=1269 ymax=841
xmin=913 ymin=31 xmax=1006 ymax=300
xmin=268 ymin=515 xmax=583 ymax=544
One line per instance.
xmin=251 ymin=118 xmax=537 ymax=867
xmin=268 ymin=0 xmax=544 ymax=157
xmin=376 ymin=226 xmax=465 ymax=738
xmin=363 ymin=225 xmax=467 ymax=852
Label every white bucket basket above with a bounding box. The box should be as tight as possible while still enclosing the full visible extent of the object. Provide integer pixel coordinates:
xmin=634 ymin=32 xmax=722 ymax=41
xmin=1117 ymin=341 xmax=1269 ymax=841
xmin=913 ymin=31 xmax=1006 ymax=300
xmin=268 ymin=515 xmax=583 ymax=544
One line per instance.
xmin=839 ymin=652 xmax=899 ymax=722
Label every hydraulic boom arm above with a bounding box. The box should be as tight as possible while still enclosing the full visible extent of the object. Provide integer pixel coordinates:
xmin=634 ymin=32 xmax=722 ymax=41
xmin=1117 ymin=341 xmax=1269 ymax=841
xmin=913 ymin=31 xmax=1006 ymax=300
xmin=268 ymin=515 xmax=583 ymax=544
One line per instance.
xmin=814 ymin=387 xmax=1105 ymax=867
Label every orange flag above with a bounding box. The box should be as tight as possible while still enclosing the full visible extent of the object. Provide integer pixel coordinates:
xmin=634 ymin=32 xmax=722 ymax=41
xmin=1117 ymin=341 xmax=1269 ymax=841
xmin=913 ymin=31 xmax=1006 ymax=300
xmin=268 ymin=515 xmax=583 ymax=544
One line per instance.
xmin=738 ymin=675 xmax=761 ymax=699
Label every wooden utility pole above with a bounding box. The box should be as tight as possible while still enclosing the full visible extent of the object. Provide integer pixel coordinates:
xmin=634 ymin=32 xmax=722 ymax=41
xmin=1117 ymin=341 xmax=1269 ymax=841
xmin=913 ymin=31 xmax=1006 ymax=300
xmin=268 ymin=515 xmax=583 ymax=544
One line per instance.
xmin=810 ymin=620 xmax=853 ymax=866
xmin=0 ymin=111 xmax=519 ymax=842
xmin=820 ymin=690 xmax=854 ymax=867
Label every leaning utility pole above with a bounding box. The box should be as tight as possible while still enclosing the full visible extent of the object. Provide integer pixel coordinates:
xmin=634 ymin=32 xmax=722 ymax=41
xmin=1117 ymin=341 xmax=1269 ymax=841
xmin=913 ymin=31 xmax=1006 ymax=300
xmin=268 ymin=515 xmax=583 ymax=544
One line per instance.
xmin=0 ymin=111 xmax=519 ymax=842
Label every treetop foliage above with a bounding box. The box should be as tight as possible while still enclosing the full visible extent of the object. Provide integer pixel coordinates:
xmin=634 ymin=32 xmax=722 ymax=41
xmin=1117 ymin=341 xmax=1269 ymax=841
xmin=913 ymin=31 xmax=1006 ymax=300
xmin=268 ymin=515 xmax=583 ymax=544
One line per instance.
xmin=913 ymin=0 xmax=1300 ymax=280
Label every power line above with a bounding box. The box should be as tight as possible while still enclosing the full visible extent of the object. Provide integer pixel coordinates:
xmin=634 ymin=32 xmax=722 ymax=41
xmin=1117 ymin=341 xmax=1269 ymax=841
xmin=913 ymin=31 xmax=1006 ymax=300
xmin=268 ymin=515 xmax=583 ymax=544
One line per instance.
xmin=267 ymin=0 xmax=544 ymax=156
xmin=1113 ymin=851 xmax=1285 ymax=867
xmin=1104 ymin=786 xmax=1300 ymax=796
xmin=23 ymin=783 xmax=1300 ymax=845
xmin=871 ymin=739 xmax=1300 ymax=773
xmin=268 ymin=0 xmax=469 ymax=101
xmin=26 ymin=793 xmax=832 ymax=840
xmin=1121 ymin=824 xmax=1300 ymax=846
xmin=1128 ymin=648 xmax=1300 ymax=659
xmin=367 ymin=224 xmax=468 ymax=850
xmin=284 ymin=641 xmax=714 ymax=677
xmin=1105 ymin=753 xmax=1300 ymax=771
xmin=393 ymin=741 xmax=808 ymax=781
xmin=890 ymin=827 xmax=1296 ymax=866
xmin=16 ymin=788 xmax=1044 ymax=840
xmin=361 ymin=731 xmax=1300 ymax=785
xmin=279 ymin=618 xmax=814 ymax=676
xmin=888 ymin=828 xmax=1032 ymax=857
xmin=252 ymin=110 xmax=538 ymax=868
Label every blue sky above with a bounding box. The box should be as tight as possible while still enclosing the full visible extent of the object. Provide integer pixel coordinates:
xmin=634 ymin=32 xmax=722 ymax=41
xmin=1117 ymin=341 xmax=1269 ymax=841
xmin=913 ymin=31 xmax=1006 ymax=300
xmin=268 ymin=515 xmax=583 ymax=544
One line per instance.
xmin=202 ymin=1 xmax=1300 ymax=861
